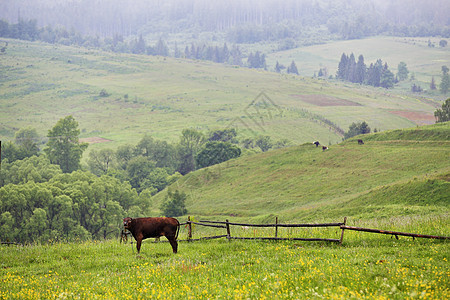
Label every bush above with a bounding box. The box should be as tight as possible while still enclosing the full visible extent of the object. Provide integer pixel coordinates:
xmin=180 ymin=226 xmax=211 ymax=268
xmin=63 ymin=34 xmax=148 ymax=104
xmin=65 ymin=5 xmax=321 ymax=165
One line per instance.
xmin=344 ymin=121 xmax=371 ymax=139
xmin=160 ymin=189 xmax=187 ymax=217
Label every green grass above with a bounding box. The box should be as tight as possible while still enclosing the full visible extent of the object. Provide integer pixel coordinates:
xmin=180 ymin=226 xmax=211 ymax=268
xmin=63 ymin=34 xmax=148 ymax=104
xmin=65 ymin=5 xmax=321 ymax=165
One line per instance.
xmin=153 ymin=122 xmax=449 ymax=223
xmin=1 ymin=226 xmax=448 ymax=299
xmin=0 ymin=38 xmax=443 ymax=158
xmin=266 ymin=36 xmax=450 ymax=97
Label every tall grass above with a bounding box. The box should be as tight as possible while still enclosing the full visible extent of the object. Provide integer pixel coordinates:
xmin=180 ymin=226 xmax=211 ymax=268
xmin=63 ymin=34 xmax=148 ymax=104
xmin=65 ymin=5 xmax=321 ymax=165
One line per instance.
xmin=1 ymin=231 xmax=448 ymax=299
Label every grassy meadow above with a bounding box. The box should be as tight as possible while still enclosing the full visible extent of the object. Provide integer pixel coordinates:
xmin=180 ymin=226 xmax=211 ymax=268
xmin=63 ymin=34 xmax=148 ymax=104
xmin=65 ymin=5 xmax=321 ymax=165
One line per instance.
xmin=1 ymin=38 xmax=449 ymax=299
xmin=153 ymin=123 xmax=449 ymax=224
xmin=0 ymin=230 xmax=448 ymax=299
xmin=0 ymin=38 xmax=443 ymax=157
xmin=0 ymin=123 xmax=447 ymax=299
xmin=266 ymin=36 xmax=450 ymax=94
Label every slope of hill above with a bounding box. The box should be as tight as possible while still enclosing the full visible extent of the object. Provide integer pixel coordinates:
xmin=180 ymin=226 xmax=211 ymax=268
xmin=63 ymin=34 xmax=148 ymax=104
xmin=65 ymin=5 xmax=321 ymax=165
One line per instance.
xmin=154 ymin=122 xmax=449 ymax=224
xmin=265 ymin=36 xmax=450 ymax=98
xmin=0 ymin=39 xmax=441 ymax=154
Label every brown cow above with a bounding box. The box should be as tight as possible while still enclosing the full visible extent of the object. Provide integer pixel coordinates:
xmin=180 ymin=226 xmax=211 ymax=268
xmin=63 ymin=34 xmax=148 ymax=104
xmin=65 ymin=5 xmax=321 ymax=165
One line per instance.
xmin=123 ymin=217 xmax=180 ymax=254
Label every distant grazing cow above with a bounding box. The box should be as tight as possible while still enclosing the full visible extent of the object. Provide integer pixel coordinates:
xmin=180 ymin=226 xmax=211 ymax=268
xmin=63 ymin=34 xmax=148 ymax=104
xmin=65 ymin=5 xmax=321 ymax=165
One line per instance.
xmin=358 ymin=139 xmax=364 ymax=145
xmin=313 ymin=141 xmax=320 ymax=147
xmin=123 ymin=217 xmax=180 ymax=254
xmin=322 ymin=146 xmax=328 ymax=151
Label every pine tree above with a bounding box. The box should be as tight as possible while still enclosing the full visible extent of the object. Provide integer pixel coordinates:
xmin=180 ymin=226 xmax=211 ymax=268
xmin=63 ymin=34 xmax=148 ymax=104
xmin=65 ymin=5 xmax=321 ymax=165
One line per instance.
xmin=440 ymin=65 xmax=450 ymax=94
xmin=174 ymin=42 xmax=181 ymax=58
xmin=346 ymin=53 xmax=356 ymax=82
xmin=287 ymin=60 xmax=299 ymax=75
xmin=131 ymin=34 xmax=146 ymax=54
xmin=231 ymin=45 xmax=242 ymax=66
xmin=275 ymin=61 xmax=281 ymax=73
xmin=367 ymin=59 xmax=383 ymax=87
xmin=155 ymin=38 xmax=169 ymax=56
xmin=430 ymin=76 xmax=437 ymax=90
xmin=354 ymin=55 xmax=365 ymax=84
xmin=337 ymin=53 xmax=348 ymax=80
xmin=222 ymin=43 xmax=230 ymax=63
xmin=380 ymin=63 xmax=395 ymax=88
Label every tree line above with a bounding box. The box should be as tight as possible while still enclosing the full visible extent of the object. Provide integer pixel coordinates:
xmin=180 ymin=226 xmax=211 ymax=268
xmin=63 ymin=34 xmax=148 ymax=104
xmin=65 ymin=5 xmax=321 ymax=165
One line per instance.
xmin=336 ymin=53 xmax=396 ymax=88
xmin=0 ymin=19 xmax=250 ymax=67
xmin=0 ymin=116 xmax=290 ymax=244
xmin=335 ymin=52 xmax=450 ymax=94
xmin=1 ymin=0 xmax=448 ymax=39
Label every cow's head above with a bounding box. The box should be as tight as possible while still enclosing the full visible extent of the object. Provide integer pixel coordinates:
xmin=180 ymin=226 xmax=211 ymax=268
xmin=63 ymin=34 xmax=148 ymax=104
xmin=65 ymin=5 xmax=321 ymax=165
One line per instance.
xmin=123 ymin=217 xmax=133 ymax=229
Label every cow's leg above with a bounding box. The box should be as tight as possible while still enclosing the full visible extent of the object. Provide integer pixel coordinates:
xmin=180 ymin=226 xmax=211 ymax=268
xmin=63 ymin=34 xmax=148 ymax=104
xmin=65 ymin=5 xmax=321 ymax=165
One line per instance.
xmin=136 ymin=235 xmax=143 ymax=253
xmin=167 ymin=237 xmax=178 ymax=253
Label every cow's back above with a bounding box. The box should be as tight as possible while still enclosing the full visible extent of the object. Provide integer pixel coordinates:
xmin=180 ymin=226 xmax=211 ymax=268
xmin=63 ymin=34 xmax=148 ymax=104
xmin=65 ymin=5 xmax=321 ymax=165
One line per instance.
xmin=133 ymin=217 xmax=179 ymax=239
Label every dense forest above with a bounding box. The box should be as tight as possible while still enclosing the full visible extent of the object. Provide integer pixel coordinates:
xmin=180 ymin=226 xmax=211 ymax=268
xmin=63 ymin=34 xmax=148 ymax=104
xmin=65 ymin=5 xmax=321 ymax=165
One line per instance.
xmin=1 ymin=0 xmax=449 ymax=41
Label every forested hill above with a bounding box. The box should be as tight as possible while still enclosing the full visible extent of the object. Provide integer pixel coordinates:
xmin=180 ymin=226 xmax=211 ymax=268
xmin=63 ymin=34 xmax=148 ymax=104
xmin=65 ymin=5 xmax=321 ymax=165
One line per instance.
xmin=1 ymin=0 xmax=449 ymax=40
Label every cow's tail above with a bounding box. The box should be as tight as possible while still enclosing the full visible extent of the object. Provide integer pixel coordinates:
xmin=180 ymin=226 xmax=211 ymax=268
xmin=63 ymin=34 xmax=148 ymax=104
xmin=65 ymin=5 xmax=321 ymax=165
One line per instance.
xmin=176 ymin=219 xmax=181 ymax=240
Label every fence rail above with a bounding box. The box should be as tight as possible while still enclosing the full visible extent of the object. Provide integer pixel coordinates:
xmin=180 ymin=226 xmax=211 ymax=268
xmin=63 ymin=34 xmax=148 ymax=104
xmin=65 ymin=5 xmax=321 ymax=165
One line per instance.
xmin=174 ymin=216 xmax=449 ymax=244
xmin=180 ymin=216 xmax=347 ymax=243
xmin=340 ymin=225 xmax=450 ymax=240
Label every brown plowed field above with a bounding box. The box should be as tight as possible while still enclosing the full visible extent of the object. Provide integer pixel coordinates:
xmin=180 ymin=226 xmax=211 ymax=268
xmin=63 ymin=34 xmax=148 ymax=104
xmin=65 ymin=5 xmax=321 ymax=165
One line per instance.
xmin=292 ymin=94 xmax=361 ymax=106
xmin=390 ymin=111 xmax=436 ymax=125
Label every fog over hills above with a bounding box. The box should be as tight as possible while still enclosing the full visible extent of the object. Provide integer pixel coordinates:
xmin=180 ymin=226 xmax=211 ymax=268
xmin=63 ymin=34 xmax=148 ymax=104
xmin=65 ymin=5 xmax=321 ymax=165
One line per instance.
xmin=1 ymin=0 xmax=448 ymax=39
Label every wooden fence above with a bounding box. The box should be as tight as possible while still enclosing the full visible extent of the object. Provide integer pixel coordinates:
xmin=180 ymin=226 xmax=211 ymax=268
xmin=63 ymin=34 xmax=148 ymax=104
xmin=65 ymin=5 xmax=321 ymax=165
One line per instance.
xmin=179 ymin=216 xmax=348 ymax=243
xmin=177 ymin=216 xmax=449 ymax=244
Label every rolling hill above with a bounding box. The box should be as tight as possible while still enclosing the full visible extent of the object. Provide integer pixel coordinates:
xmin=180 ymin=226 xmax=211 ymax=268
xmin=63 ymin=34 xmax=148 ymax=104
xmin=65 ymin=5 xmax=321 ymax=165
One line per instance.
xmin=154 ymin=122 xmax=449 ymax=228
xmin=265 ymin=36 xmax=450 ymax=92
xmin=0 ymin=39 xmax=442 ymax=156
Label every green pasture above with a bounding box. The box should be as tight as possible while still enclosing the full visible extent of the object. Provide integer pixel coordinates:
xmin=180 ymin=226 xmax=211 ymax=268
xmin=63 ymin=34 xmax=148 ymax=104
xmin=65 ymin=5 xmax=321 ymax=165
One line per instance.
xmin=153 ymin=123 xmax=449 ymax=223
xmin=266 ymin=36 xmax=450 ymax=96
xmin=0 ymin=39 xmax=442 ymax=157
xmin=0 ymin=220 xmax=448 ymax=299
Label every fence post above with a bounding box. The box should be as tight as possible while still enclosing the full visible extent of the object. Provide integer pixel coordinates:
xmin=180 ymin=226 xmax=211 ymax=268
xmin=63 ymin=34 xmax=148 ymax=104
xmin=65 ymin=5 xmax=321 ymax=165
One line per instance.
xmin=188 ymin=216 xmax=192 ymax=242
xmin=275 ymin=216 xmax=278 ymax=238
xmin=340 ymin=217 xmax=347 ymax=244
xmin=226 ymin=219 xmax=231 ymax=241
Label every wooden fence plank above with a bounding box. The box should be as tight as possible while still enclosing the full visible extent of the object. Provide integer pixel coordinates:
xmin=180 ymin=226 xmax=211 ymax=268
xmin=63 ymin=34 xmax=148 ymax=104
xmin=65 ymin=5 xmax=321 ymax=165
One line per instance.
xmin=275 ymin=217 xmax=278 ymax=238
xmin=230 ymin=237 xmax=341 ymax=242
xmin=198 ymin=220 xmax=344 ymax=228
xmin=189 ymin=221 xmax=226 ymax=228
xmin=340 ymin=225 xmax=450 ymax=240
xmin=339 ymin=217 xmax=347 ymax=244
xmin=226 ymin=219 xmax=231 ymax=240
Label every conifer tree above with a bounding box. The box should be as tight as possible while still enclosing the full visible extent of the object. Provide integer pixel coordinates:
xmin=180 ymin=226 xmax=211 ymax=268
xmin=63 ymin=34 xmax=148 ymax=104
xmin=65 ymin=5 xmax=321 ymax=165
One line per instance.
xmin=337 ymin=53 xmax=348 ymax=80
xmin=287 ymin=60 xmax=299 ymax=75
xmin=354 ymin=55 xmax=366 ymax=84
xmin=346 ymin=53 xmax=356 ymax=82
xmin=380 ymin=63 xmax=395 ymax=88
xmin=440 ymin=65 xmax=450 ymax=94
xmin=430 ymin=76 xmax=437 ymax=90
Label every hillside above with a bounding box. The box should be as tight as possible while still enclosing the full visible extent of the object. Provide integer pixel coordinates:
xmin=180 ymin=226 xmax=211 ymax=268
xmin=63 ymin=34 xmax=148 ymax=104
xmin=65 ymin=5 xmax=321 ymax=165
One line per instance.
xmin=154 ymin=122 xmax=450 ymax=225
xmin=266 ymin=36 xmax=450 ymax=86
xmin=0 ymin=39 xmax=442 ymax=155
